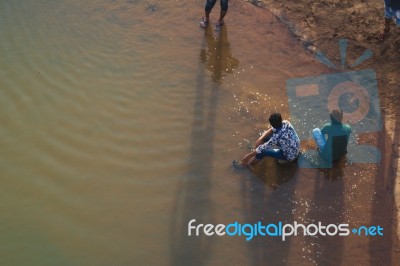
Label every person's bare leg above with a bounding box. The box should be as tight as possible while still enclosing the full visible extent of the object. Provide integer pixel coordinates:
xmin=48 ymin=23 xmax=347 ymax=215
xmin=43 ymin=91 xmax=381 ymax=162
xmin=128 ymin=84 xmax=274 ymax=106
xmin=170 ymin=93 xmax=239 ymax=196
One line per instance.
xmin=201 ymin=0 xmax=217 ymax=28
xmin=200 ymin=10 xmax=211 ymax=28
xmin=217 ymin=0 xmax=228 ymax=26
xmin=204 ymin=10 xmax=211 ymax=22
xmin=233 ymin=156 xmax=260 ymax=170
xmin=378 ymin=18 xmax=391 ymax=41
xmin=242 ymin=157 xmax=261 ymax=171
xmin=217 ymin=10 xmax=227 ymax=26
xmin=233 ymin=147 xmax=264 ymax=170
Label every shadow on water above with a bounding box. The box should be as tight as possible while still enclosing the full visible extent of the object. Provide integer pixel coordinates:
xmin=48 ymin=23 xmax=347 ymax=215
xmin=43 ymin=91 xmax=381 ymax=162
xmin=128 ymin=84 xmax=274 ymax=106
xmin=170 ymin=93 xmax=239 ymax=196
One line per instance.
xmin=169 ymin=24 xmax=239 ymax=265
xmin=307 ymin=158 xmax=346 ymax=265
xmin=368 ymin=106 xmax=399 ymax=265
xmin=238 ymin=156 xmax=300 ymax=265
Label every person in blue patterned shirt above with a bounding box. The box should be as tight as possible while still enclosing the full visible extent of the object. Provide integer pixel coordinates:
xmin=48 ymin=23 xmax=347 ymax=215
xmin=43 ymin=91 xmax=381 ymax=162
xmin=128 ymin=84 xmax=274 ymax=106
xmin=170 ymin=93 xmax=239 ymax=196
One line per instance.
xmin=233 ymin=113 xmax=300 ymax=169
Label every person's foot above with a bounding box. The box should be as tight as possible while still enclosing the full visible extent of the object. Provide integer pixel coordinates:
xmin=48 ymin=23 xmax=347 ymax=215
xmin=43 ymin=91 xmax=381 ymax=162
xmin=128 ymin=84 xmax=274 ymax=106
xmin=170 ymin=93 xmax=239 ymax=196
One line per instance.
xmin=232 ymin=160 xmax=247 ymax=169
xmin=215 ymin=20 xmax=224 ymax=31
xmin=200 ymin=17 xmax=208 ymax=28
xmin=377 ymin=27 xmax=390 ymax=42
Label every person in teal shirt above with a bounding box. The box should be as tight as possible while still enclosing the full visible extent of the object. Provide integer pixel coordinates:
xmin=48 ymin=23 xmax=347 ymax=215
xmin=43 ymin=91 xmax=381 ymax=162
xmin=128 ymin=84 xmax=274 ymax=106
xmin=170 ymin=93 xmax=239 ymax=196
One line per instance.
xmin=312 ymin=109 xmax=352 ymax=162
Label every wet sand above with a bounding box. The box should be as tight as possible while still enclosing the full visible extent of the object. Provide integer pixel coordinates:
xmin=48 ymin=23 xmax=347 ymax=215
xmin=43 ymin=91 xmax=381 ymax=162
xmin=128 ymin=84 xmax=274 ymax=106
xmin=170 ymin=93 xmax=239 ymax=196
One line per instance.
xmin=247 ymin=0 xmax=400 ymax=261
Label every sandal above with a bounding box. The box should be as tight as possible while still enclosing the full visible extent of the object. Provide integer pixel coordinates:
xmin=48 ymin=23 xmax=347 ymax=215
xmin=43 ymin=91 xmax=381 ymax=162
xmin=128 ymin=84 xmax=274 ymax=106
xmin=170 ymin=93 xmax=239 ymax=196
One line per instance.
xmin=377 ymin=27 xmax=390 ymax=42
xmin=232 ymin=160 xmax=247 ymax=169
xmin=200 ymin=17 xmax=208 ymax=28
xmin=215 ymin=20 xmax=224 ymax=31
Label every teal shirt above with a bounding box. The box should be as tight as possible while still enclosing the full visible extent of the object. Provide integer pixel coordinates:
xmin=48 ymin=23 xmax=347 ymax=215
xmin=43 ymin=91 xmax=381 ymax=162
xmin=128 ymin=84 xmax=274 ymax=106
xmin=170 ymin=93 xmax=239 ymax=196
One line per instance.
xmin=321 ymin=121 xmax=352 ymax=161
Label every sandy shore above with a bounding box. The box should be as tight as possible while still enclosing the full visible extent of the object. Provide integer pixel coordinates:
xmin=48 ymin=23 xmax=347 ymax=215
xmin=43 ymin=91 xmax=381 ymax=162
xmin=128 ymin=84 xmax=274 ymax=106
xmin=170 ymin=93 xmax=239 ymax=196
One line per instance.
xmin=248 ymin=0 xmax=400 ymax=250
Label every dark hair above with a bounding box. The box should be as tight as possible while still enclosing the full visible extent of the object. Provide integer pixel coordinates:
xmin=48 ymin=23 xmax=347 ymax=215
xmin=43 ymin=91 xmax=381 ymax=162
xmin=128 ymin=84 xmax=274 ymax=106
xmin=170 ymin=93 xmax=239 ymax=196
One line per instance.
xmin=330 ymin=109 xmax=343 ymax=123
xmin=269 ymin=112 xmax=282 ymax=129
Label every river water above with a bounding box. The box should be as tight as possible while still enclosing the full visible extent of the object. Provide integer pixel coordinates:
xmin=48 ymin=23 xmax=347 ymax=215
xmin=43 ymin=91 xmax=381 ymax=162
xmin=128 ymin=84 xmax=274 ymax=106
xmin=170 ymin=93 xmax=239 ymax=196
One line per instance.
xmin=0 ymin=0 xmax=398 ymax=265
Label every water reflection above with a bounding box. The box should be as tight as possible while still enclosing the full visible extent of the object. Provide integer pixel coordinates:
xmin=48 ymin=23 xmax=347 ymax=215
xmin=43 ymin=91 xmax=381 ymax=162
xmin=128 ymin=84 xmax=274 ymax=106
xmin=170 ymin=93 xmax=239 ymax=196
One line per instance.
xmin=200 ymin=25 xmax=239 ymax=85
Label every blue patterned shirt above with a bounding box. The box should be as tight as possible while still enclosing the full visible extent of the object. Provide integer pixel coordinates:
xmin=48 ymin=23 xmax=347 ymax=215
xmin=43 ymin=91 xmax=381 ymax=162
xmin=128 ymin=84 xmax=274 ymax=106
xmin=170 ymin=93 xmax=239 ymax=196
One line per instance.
xmin=256 ymin=121 xmax=300 ymax=161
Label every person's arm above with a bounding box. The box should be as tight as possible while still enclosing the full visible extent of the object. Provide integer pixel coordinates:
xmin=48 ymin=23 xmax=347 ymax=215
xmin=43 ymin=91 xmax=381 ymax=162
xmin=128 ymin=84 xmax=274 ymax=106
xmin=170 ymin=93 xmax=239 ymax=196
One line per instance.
xmin=260 ymin=132 xmax=278 ymax=149
xmin=241 ymin=150 xmax=258 ymax=165
xmin=254 ymin=128 xmax=273 ymax=148
xmin=321 ymin=124 xmax=328 ymax=134
xmin=320 ymin=124 xmax=329 ymax=139
xmin=243 ymin=134 xmax=278 ymax=165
